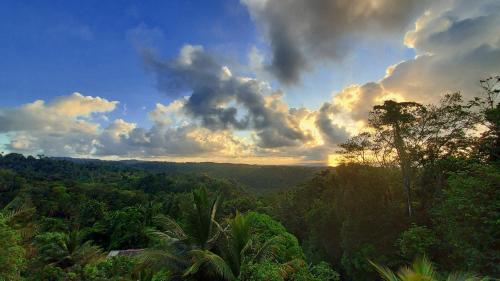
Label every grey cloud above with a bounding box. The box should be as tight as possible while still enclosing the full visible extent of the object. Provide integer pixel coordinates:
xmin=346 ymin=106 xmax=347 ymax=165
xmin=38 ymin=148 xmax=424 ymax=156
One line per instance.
xmin=316 ymin=102 xmax=349 ymax=144
xmin=382 ymin=3 xmax=500 ymax=103
xmin=242 ymin=0 xmax=428 ymax=84
xmin=326 ymin=1 xmax=500 ymax=130
xmin=410 ymin=5 xmax=500 ymax=55
xmin=96 ymin=125 xmax=227 ymax=157
xmin=143 ymin=45 xmax=308 ymax=148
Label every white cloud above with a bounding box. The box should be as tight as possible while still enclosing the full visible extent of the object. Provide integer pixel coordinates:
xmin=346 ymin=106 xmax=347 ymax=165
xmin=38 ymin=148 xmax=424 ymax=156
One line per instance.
xmin=1 ymin=0 xmax=498 ymax=165
xmin=321 ymin=0 xmax=500 ymax=136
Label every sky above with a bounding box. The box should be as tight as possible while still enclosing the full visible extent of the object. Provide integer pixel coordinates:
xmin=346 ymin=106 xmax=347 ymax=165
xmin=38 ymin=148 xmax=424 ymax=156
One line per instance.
xmin=0 ymin=0 xmax=499 ymax=165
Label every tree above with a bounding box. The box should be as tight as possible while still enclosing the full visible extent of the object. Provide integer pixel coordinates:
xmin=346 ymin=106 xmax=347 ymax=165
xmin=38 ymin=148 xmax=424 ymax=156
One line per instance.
xmin=431 ymin=163 xmax=499 ymax=276
xmin=185 ymin=187 xmax=221 ymax=251
xmin=370 ymin=100 xmax=428 ymax=217
xmin=0 ymin=217 xmax=25 ymax=281
xmin=33 ymin=230 xmax=104 ymax=271
xmin=397 ymin=224 xmax=438 ymax=261
xmin=139 ymin=187 xmax=226 ymax=280
xmin=475 ymin=76 xmax=500 ymax=161
xmin=341 ymin=93 xmax=480 ymax=216
xmin=218 ymin=212 xmax=286 ymax=279
xmin=140 ymin=186 xmax=326 ymax=281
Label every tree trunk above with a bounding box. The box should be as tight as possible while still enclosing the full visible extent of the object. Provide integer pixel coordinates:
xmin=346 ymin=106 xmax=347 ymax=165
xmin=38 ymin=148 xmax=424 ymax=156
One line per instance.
xmin=393 ymin=124 xmax=413 ymax=217
xmin=401 ymin=162 xmax=412 ymax=217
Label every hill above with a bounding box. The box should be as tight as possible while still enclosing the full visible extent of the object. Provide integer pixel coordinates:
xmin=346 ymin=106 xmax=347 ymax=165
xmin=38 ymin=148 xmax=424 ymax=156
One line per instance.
xmin=55 ymin=157 xmax=326 ymax=192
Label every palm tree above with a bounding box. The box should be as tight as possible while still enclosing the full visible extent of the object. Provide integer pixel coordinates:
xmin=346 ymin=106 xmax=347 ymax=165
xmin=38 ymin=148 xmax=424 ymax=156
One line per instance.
xmin=140 ymin=188 xmax=280 ymax=281
xmin=370 ymin=256 xmax=490 ymax=281
xmin=139 ymin=187 xmax=227 ymax=280
xmin=34 ymin=230 xmax=104 ymax=270
xmin=185 ymin=187 xmax=222 ymax=250
xmin=185 ymin=211 xmax=282 ymax=280
xmin=1 ymin=199 xmax=38 ymax=242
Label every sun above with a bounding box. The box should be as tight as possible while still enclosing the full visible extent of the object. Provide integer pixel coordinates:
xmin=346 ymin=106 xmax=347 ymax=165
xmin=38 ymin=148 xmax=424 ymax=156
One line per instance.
xmin=328 ymin=154 xmax=343 ymax=167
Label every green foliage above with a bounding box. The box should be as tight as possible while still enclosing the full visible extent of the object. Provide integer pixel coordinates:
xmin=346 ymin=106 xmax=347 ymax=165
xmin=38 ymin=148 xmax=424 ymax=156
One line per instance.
xmin=371 ymin=256 xmax=490 ymax=281
xmin=246 ymin=212 xmax=304 ymax=263
xmin=33 ymin=230 xmax=103 ymax=271
xmin=78 ymin=199 xmax=107 ymax=228
xmin=0 ymin=217 xmax=25 ymax=281
xmin=310 ymin=262 xmax=340 ymax=281
xmin=341 ymin=244 xmax=377 ymax=281
xmin=239 ymin=261 xmax=284 ymax=281
xmin=431 ymin=163 xmax=500 ymax=275
xmin=103 ymin=207 xmax=151 ymax=250
xmin=0 ymin=80 xmax=498 ymax=281
xmin=185 ymin=187 xmax=220 ymax=250
xmin=0 ymin=168 xmax=26 ymax=207
xmin=397 ymin=224 xmax=438 ymax=260
xmin=83 ymin=256 xmax=141 ymax=281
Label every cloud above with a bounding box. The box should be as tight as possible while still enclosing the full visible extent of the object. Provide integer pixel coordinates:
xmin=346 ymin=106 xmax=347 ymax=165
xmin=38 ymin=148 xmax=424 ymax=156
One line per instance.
xmin=0 ymin=93 xmax=117 ymax=133
xmin=94 ymin=102 xmax=254 ymax=158
xmin=316 ymin=102 xmax=351 ymax=144
xmin=0 ymin=93 xmax=117 ymax=155
xmin=0 ymin=93 xmax=254 ymax=160
xmin=2 ymin=0 xmax=498 ymax=165
xmin=321 ymin=0 xmax=500 ymax=131
xmin=380 ymin=0 xmax=500 ymax=102
xmin=143 ymin=44 xmax=312 ymax=148
xmin=242 ymin=0 xmax=428 ymax=84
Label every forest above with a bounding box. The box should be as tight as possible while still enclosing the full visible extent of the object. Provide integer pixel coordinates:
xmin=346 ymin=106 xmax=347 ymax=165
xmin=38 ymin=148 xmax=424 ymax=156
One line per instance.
xmin=0 ymin=77 xmax=498 ymax=281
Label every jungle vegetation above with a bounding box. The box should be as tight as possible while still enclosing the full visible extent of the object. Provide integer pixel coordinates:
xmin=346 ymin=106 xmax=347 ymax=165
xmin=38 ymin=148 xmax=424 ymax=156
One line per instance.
xmin=0 ymin=77 xmax=498 ymax=280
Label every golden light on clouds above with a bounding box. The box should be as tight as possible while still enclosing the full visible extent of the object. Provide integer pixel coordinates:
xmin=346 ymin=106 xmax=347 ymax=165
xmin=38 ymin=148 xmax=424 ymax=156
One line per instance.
xmin=328 ymin=154 xmax=343 ymax=167
xmin=299 ymin=114 xmax=324 ymax=147
xmin=332 ymin=85 xmax=360 ymax=112
xmin=51 ymin=92 xmax=118 ymax=117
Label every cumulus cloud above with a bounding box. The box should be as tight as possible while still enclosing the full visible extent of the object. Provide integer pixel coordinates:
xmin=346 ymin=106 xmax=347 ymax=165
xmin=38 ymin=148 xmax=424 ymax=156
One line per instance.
xmin=380 ymin=0 xmax=500 ymax=102
xmin=143 ymin=44 xmax=317 ymax=148
xmin=0 ymin=93 xmax=117 ymax=133
xmin=0 ymin=93 xmax=254 ymax=160
xmin=0 ymin=93 xmax=117 ymax=155
xmin=321 ymin=0 xmax=500 ymax=131
xmin=94 ymin=102 xmax=254 ymax=158
xmin=2 ymin=0 xmax=499 ymax=165
xmin=242 ymin=0 xmax=428 ymax=84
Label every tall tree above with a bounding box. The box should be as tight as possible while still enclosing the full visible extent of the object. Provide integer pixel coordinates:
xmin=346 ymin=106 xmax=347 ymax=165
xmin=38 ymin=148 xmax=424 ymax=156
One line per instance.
xmin=369 ymin=100 xmax=425 ymax=216
xmin=341 ymin=93 xmax=480 ymax=216
xmin=476 ymin=76 xmax=500 ymax=161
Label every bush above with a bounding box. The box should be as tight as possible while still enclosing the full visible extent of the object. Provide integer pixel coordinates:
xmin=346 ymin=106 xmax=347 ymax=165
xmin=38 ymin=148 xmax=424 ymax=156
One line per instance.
xmin=397 ymin=224 xmax=438 ymax=260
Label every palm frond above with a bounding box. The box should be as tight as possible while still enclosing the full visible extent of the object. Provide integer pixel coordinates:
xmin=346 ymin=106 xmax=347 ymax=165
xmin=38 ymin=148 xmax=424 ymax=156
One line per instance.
xmin=369 ymin=260 xmax=400 ymax=281
xmin=252 ymin=235 xmax=281 ymax=262
xmin=1 ymin=205 xmax=36 ymax=224
xmin=208 ymin=192 xmax=221 ymax=241
xmin=279 ymin=258 xmax=306 ymax=279
xmin=411 ymin=256 xmax=435 ymax=279
xmin=446 ymin=272 xmax=491 ymax=281
xmin=137 ymin=248 xmax=188 ymax=273
xmin=72 ymin=241 xmax=104 ymax=266
xmin=153 ymin=214 xmax=187 ymax=240
xmin=184 ymin=249 xmax=235 ymax=281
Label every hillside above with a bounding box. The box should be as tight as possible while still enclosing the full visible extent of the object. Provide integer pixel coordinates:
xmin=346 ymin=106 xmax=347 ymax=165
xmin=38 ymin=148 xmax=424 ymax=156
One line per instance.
xmin=39 ymin=156 xmax=326 ymax=192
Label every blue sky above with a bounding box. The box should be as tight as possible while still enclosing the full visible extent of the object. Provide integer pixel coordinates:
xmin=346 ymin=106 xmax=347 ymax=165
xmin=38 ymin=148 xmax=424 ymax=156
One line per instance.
xmin=0 ymin=0 xmax=413 ymax=121
xmin=1 ymin=0 xmax=497 ymax=164
xmin=0 ymin=0 xmax=257 ymax=125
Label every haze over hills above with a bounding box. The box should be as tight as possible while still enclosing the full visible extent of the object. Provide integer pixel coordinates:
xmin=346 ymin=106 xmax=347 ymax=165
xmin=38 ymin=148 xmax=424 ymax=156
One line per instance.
xmin=53 ymin=157 xmax=327 ymax=192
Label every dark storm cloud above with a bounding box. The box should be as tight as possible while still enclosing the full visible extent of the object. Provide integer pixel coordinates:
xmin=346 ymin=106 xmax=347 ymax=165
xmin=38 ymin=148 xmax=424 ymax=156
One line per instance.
xmin=143 ymin=45 xmax=308 ymax=148
xmin=243 ymin=0 xmax=428 ymax=84
xmin=316 ymin=102 xmax=349 ymax=144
